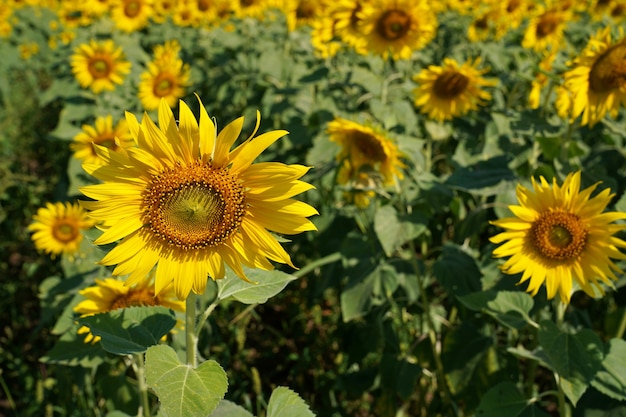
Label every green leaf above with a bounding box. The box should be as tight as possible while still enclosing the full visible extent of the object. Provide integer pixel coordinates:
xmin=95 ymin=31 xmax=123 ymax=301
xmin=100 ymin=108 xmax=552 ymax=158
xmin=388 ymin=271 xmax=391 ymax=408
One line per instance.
xmin=217 ymin=268 xmax=296 ymax=304
xmin=266 ymin=386 xmax=315 ymax=417
xmin=458 ymin=290 xmax=535 ymax=329
xmin=40 ymin=328 xmax=105 ymax=368
xmin=339 ymin=262 xmax=397 ymax=322
xmin=105 ymin=412 xmax=134 ymax=417
xmin=145 ymin=345 xmax=228 ymax=417
xmin=210 ymin=400 xmax=254 ymax=417
xmin=373 ymin=205 xmax=427 ymax=257
xmin=591 ymin=338 xmax=626 ymax=401
xmin=442 ymin=323 xmax=492 ymax=395
xmin=538 ymin=320 xmax=605 ymax=406
xmin=475 ymin=382 xmax=549 ymax=417
xmin=78 ymin=306 xmax=177 ymax=355
xmin=433 ymin=244 xmax=482 ymax=297
xmin=445 ymin=156 xmax=516 ymax=196
xmin=380 ymin=354 xmax=421 ymax=399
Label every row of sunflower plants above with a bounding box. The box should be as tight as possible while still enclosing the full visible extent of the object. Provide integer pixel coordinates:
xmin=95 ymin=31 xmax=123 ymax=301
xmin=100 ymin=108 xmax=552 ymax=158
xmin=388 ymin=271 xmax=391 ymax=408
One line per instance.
xmin=1 ymin=0 xmax=626 ymax=416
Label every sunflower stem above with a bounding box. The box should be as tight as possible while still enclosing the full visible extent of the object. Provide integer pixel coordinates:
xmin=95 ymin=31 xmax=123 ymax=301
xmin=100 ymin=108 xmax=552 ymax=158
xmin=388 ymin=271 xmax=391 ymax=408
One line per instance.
xmin=186 ymin=293 xmax=198 ymax=367
xmin=554 ymin=300 xmax=571 ymax=417
xmin=615 ymin=305 xmax=626 ymax=339
xmin=134 ymin=353 xmax=151 ymax=417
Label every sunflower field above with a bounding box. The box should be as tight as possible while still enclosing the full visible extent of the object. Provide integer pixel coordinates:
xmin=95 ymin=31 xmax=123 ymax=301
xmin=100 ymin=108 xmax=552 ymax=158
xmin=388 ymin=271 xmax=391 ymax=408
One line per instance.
xmin=2 ymin=0 xmax=626 ymax=416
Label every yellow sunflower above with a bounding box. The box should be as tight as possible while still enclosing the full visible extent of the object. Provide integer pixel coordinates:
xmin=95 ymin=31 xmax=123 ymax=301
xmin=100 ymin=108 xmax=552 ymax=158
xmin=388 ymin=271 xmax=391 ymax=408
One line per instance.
xmin=231 ymin=0 xmax=271 ymax=20
xmin=466 ymin=8 xmax=502 ymax=43
xmin=326 ymin=117 xmax=405 ymax=186
xmin=276 ymin=0 xmax=327 ymax=31
xmin=138 ymin=59 xmax=190 ymax=111
xmin=521 ymin=6 xmax=570 ymax=53
xmin=71 ymin=115 xmax=134 ymax=165
xmin=29 ymin=202 xmax=95 ymax=259
xmin=74 ymin=276 xmax=185 ymax=343
xmin=80 ymin=98 xmax=318 ymax=300
xmin=70 ymin=39 xmax=131 ymax=94
xmin=356 ymin=0 xmax=437 ymax=60
xmin=336 ymin=160 xmax=379 ymax=208
xmin=560 ymin=27 xmax=626 ymax=127
xmin=528 ymin=51 xmax=557 ymax=109
xmin=328 ymin=0 xmax=367 ymax=55
xmin=412 ymin=57 xmax=496 ymax=122
xmin=490 ymin=171 xmax=626 ymax=304
xmin=310 ymin=16 xmax=343 ymax=58
xmin=110 ymin=0 xmax=153 ymax=32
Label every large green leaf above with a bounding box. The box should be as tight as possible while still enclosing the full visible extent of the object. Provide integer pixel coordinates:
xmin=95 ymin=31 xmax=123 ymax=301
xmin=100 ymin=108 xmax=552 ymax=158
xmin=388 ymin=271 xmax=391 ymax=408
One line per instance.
xmin=40 ymin=327 xmax=105 ymax=368
xmin=433 ymin=244 xmax=482 ymax=298
xmin=340 ymin=262 xmax=397 ymax=322
xmin=266 ymin=386 xmax=315 ymax=417
xmin=145 ymin=345 xmax=228 ymax=417
xmin=373 ymin=204 xmax=427 ymax=257
xmin=78 ymin=306 xmax=177 ymax=355
xmin=458 ymin=290 xmax=535 ymax=329
xmin=217 ymin=268 xmax=296 ymax=304
xmin=538 ymin=320 xmax=605 ymax=406
xmin=210 ymin=400 xmax=254 ymax=417
xmin=475 ymin=382 xmax=549 ymax=417
xmin=591 ymin=338 xmax=626 ymax=402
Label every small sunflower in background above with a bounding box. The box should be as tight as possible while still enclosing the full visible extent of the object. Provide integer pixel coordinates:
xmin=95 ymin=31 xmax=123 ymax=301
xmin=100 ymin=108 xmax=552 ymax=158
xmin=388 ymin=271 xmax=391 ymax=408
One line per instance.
xmin=490 ymin=171 xmax=626 ymax=304
xmin=278 ymin=0 xmax=328 ymax=32
xmin=74 ymin=276 xmax=185 ymax=343
xmin=327 ymin=0 xmax=367 ymax=56
xmin=559 ymin=27 xmax=626 ymax=127
xmin=412 ymin=57 xmax=496 ymax=122
xmin=80 ymin=97 xmax=318 ymax=300
xmin=71 ymin=115 xmax=134 ymax=165
xmin=357 ymin=0 xmax=437 ymax=60
xmin=110 ymin=0 xmax=153 ymax=32
xmin=528 ymin=51 xmax=557 ymax=110
xmin=70 ymin=39 xmax=131 ymax=94
xmin=521 ymin=5 xmax=570 ymax=53
xmin=29 ymin=202 xmax=95 ymax=259
xmin=138 ymin=59 xmax=190 ymax=110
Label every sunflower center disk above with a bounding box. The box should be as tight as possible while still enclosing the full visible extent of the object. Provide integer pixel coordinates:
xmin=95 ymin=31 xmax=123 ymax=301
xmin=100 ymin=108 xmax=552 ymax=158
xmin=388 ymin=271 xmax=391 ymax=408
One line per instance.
xmin=536 ymin=13 xmax=560 ymax=38
xmin=530 ymin=211 xmax=588 ymax=261
xmin=434 ymin=71 xmax=469 ymax=99
xmin=110 ymin=288 xmax=157 ymax=310
xmin=52 ymin=221 xmax=80 ymax=243
xmin=154 ymin=76 xmax=174 ymax=97
xmin=353 ymin=131 xmax=387 ymax=162
xmin=377 ymin=10 xmax=410 ymax=40
xmin=124 ymin=1 xmax=141 ymax=17
xmin=144 ymin=162 xmax=246 ymax=250
xmin=89 ymin=59 xmax=110 ymax=78
xmin=589 ymin=43 xmax=626 ymax=94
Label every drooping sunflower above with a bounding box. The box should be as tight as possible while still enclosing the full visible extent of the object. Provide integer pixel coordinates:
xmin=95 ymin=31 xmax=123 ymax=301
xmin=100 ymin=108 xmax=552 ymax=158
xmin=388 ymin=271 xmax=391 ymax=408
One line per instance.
xmin=70 ymin=39 xmax=131 ymax=94
xmin=74 ymin=276 xmax=185 ymax=343
xmin=521 ymin=6 xmax=570 ymax=53
xmin=71 ymin=115 xmax=134 ymax=165
xmin=560 ymin=27 xmax=626 ymax=127
xmin=326 ymin=117 xmax=405 ymax=187
xmin=110 ymin=0 xmax=153 ymax=32
xmin=80 ymin=98 xmax=318 ymax=300
xmin=138 ymin=59 xmax=190 ymax=110
xmin=29 ymin=202 xmax=95 ymax=258
xmin=356 ymin=0 xmax=437 ymax=60
xmin=490 ymin=171 xmax=626 ymax=304
xmin=412 ymin=57 xmax=496 ymax=122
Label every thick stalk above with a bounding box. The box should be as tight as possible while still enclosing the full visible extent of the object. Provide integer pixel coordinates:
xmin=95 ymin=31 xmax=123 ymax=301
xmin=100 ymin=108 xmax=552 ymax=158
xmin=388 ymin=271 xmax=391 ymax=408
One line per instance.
xmin=134 ymin=353 xmax=151 ymax=417
xmin=186 ymin=293 xmax=198 ymax=367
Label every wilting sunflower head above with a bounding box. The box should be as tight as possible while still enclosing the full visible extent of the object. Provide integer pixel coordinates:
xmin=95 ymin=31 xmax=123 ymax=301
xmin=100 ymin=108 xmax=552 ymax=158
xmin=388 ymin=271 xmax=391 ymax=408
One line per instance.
xmin=74 ymin=276 xmax=185 ymax=343
xmin=490 ymin=171 xmax=626 ymax=304
xmin=28 ymin=201 xmax=95 ymax=259
xmin=80 ymin=97 xmax=318 ymax=300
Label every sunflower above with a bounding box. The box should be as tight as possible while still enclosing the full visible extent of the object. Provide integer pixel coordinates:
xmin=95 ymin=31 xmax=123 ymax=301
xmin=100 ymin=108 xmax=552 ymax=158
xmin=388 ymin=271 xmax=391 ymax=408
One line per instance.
xmin=110 ymin=0 xmax=153 ymax=32
xmin=466 ymin=8 xmax=502 ymax=43
xmin=412 ymin=57 xmax=496 ymax=122
xmin=328 ymin=0 xmax=367 ymax=55
xmin=80 ymin=98 xmax=318 ymax=300
xmin=310 ymin=16 xmax=343 ymax=58
xmin=528 ymin=51 xmax=557 ymax=109
xmin=356 ymin=0 xmax=437 ymax=60
xmin=29 ymin=202 xmax=95 ymax=259
xmin=490 ymin=171 xmax=626 ymax=304
xmin=70 ymin=39 xmax=131 ymax=94
xmin=231 ymin=0 xmax=271 ymax=20
xmin=326 ymin=117 xmax=405 ymax=186
xmin=71 ymin=115 xmax=134 ymax=165
xmin=276 ymin=0 xmax=327 ymax=31
xmin=74 ymin=276 xmax=185 ymax=343
xmin=521 ymin=6 xmax=570 ymax=53
xmin=560 ymin=27 xmax=626 ymax=127
xmin=138 ymin=59 xmax=190 ymax=110
xmin=336 ymin=160 xmax=380 ymax=208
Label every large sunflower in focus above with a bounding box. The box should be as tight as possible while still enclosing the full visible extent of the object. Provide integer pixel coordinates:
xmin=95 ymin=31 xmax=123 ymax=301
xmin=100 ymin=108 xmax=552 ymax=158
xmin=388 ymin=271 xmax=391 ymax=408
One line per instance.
xmin=560 ymin=27 xmax=626 ymax=126
xmin=70 ymin=39 xmax=131 ymax=94
xmin=490 ymin=171 xmax=626 ymax=304
xmin=412 ymin=57 xmax=496 ymax=122
xmin=357 ymin=0 xmax=437 ymax=60
xmin=80 ymin=98 xmax=318 ymax=300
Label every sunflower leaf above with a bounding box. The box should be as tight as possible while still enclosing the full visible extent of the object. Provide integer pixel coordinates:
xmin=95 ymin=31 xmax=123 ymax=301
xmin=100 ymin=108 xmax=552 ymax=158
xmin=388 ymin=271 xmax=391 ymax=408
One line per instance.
xmin=591 ymin=338 xmax=626 ymax=402
xmin=78 ymin=306 xmax=176 ymax=355
xmin=266 ymin=386 xmax=315 ymax=417
xmin=538 ymin=320 xmax=605 ymax=406
xmin=474 ymin=381 xmax=550 ymax=417
xmin=217 ymin=268 xmax=296 ymax=304
xmin=373 ymin=204 xmax=428 ymax=257
xmin=457 ymin=290 xmax=535 ymax=329
xmin=211 ymin=400 xmax=254 ymax=417
xmin=145 ymin=345 xmax=228 ymax=417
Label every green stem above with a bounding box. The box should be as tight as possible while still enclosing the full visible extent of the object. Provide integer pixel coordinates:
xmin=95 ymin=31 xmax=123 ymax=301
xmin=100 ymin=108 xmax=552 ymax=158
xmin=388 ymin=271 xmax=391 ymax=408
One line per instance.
xmin=196 ymin=301 xmax=218 ymax=339
xmin=292 ymin=252 xmax=342 ymax=278
xmin=186 ymin=293 xmax=198 ymax=367
xmin=554 ymin=300 xmax=571 ymax=417
xmin=615 ymin=306 xmax=626 ymax=339
xmin=134 ymin=353 xmax=151 ymax=417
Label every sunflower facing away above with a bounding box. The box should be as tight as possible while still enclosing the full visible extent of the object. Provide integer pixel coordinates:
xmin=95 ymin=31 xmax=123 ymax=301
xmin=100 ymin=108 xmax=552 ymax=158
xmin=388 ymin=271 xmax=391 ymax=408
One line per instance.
xmin=70 ymin=39 xmax=131 ymax=94
xmin=80 ymin=97 xmax=318 ymax=300
xmin=71 ymin=115 xmax=134 ymax=165
xmin=559 ymin=27 xmax=626 ymax=127
xmin=412 ymin=57 xmax=496 ymax=122
xmin=74 ymin=276 xmax=185 ymax=343
xmin=490 ymin=171 xmax=626 ymax=304
xmin=29 ymin=201 xmax=95 ymax=258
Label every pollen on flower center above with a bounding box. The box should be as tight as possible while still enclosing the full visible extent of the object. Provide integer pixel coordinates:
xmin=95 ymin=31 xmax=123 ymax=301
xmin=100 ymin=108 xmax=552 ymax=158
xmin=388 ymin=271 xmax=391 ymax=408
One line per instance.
xmin=530 ymin=211 xmax=588 ymax=261
xmin=353 ymin=131 xmax=387 ymax=161
xmin=434 ymin=71 xmax=469 ymax=99
xmin=143 ymin=161 xmax=246 ymax=250
xmin=376 ymin=10 xmax=411 ymax=40
xmin=52 ymin=221 xmax=80 ymax=243
xmin=89 ymin=59 xmax=111 ymax=78
xmin=154 ymin=76 xmax=174 ymax=97
xmin=589 ymin=43 xmax=626 ymax=94
xmin=110 ymin=288 xmax=157 ymax=310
